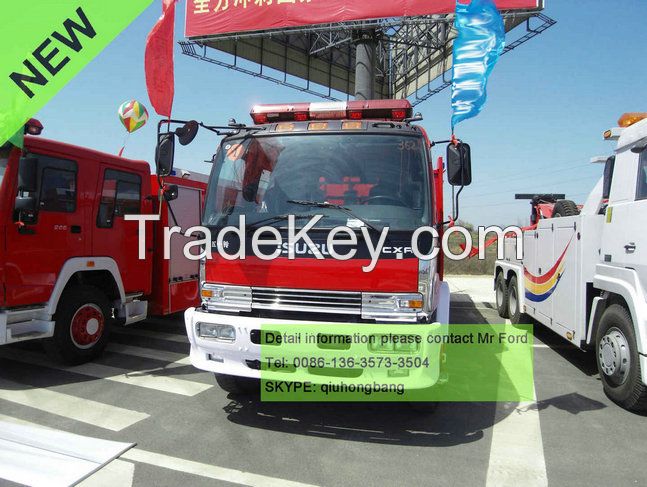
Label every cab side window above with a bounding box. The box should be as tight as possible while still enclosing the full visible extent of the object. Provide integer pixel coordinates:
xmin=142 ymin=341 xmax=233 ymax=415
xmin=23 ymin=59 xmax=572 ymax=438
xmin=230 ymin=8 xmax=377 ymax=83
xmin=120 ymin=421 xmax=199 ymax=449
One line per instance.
xmin=637 ymin=150 xmax=647 ymax=200
xmin=97 ymin=169 xmax=141 ymax=228
xmin=37 ymin=158 xmax=77 ymax=213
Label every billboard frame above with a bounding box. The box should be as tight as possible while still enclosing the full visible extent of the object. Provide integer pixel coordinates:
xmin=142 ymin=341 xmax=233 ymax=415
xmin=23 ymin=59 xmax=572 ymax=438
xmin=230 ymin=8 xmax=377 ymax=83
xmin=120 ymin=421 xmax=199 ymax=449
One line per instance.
xmin=180 ymin=9 xmax=555 ymax=105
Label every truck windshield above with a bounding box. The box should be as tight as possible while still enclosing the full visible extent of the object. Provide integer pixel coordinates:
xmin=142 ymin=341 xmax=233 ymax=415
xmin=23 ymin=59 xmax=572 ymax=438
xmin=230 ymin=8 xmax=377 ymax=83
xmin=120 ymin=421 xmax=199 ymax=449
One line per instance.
xmin=203 ymin=133 xmax=430 ymax=231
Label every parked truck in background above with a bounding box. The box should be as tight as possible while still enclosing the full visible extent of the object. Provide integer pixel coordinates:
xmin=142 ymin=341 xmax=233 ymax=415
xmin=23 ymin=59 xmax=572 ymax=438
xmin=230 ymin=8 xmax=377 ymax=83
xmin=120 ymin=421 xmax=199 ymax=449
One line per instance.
xmin=154 ymin=100 xmax=473 ymax=396
xmin=495 ymin=112 xmax=647 ymax=411
xmin=0 ymin=120 xmax=207 ymax=363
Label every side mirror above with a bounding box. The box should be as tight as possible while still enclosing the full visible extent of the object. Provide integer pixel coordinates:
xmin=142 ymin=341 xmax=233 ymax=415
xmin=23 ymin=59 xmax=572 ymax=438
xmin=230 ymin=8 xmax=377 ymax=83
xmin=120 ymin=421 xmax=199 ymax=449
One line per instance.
xmin=155 ymin=132 xmax=175 ymax=177
xmin=164 ymin=184 xmax=179 ymax=202
xmin=14 ymin=196 xmax=38 ymax=224
xmin=18 ymin=157 xmax=38 ymax=192
xmin=446 ymin=142 xmax=472 ymax=187
xmin=176 ymin=120 xmax=199 ymax=146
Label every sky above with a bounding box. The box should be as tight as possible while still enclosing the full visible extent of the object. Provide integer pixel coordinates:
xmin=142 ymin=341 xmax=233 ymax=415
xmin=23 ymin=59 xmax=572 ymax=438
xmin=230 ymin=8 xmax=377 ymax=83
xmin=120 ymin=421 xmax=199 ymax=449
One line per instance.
xmin=36 ymin=0 xmax=647 ymax=227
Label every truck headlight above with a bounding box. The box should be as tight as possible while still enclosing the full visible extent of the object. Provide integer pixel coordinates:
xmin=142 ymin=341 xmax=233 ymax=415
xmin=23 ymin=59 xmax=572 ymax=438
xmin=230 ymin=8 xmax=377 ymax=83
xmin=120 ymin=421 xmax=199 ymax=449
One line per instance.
xmin=201 ymin=283 xmax=252 ymax=313
xmin=361 ymin=293 xmax=425 ymax=322
xmin=197 ymin=322 xmax=236 ymax=342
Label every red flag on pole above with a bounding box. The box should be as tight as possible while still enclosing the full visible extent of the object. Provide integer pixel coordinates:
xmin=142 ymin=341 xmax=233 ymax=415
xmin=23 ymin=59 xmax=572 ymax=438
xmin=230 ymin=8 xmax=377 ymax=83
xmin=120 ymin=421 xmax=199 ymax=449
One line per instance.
xmin=145 ymin=0 xmax=177 ymax=118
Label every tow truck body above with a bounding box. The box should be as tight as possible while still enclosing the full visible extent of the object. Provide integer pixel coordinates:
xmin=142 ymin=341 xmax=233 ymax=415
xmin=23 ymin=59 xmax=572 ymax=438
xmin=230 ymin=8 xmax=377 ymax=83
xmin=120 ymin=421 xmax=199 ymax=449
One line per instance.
xmin=495 ymin=113 xmax=647 ymax=410
xmin=156 ymin=100 xmax=471 ymax=394
xmin=0 ymin=127 xmax=207 ymax=363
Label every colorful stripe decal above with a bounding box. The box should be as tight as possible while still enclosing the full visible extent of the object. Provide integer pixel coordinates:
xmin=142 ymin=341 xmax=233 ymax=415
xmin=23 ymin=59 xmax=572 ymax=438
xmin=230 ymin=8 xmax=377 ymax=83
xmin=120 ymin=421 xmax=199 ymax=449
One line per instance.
xmin=524 ymin=237 xmax=572 ymax=303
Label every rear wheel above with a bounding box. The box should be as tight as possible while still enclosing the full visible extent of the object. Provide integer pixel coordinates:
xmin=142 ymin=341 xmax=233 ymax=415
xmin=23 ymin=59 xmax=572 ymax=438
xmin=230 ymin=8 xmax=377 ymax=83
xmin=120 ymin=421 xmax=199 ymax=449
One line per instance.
xmin=552 ymin=200 xmax=579 ymax=218
xmin=507 ymin=275 xmax=530 ymax=324
xmin=596 ymin=304 xmax=647 ymax=411
xmin=215 ymin=373 xmax=259 ymax=395
xmin=495 ymin=272 xmax=509 ymax=319
xmin=44 ymin=286 xmax=111 ymax=364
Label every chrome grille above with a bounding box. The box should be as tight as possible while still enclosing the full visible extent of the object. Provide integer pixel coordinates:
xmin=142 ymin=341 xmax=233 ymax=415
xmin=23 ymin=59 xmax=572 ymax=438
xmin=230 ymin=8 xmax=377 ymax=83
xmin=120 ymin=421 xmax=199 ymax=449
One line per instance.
xmin=251 ymin=288 xmax=362 ymax=315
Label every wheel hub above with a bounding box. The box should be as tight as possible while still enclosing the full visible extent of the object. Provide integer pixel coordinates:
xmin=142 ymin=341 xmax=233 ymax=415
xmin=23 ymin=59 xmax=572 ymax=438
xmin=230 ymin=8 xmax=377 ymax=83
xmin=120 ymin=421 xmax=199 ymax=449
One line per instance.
xmin=70 ymin=304 xmax=104 ymax=349
xmin=599 ymin=327 xmax=630 ymax=385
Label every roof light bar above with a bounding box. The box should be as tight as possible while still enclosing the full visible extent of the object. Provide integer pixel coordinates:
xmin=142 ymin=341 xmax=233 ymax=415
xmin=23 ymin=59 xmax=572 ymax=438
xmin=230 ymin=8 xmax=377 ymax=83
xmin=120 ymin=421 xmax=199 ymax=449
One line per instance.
xmin=250 ymin=100 xmax=413 ymax=125
xmin=618 ymin=112 xmax=647 ymax=128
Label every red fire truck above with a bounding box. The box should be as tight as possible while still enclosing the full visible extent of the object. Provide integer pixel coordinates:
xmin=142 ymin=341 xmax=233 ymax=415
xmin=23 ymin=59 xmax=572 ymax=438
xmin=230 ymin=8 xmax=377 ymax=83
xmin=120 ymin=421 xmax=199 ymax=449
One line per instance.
xmin=0 ymin=121 xmax=207 ymax=363
xmin=155 ymin=100 xmax=472 ymax=394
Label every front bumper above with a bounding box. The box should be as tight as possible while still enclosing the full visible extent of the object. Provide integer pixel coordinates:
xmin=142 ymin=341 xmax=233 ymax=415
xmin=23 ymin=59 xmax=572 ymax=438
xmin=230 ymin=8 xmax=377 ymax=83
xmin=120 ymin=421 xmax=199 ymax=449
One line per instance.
xmin=185 ymin=307 xmax=447 ymax=389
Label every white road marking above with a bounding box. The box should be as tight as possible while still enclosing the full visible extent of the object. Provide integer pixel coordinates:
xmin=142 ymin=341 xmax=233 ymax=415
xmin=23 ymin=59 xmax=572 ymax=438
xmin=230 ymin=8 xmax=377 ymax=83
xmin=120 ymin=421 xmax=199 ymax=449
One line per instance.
xmin=0 ymin=415 xmax=136 ymax=487
xmin=486 ymin=318 xmax=547 ymax=486
xmin=78 ymin=459 xmax=135 ymax=487
xmin=106 ymin=343 xmax=191 ymax=366
xmin=0 ymin=414 xmax=316 ymax=487
xmin=112 ymin=327 xmax=189 ymax=343
xmin=122 ymin=448 xmax=319 ymax=487
xmin=485 ymin=386 xmax=547 ymax=487
xmin=0 ymin=348 xmax=211 ymax=397
xmin=0 ymin=378 xmax=148 ymax=432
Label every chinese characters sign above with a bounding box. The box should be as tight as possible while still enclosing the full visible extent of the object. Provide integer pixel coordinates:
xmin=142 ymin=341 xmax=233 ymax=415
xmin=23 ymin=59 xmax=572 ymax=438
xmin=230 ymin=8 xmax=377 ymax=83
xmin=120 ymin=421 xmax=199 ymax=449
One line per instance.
xmin=186 ymin=0 xmax=540 ymax=37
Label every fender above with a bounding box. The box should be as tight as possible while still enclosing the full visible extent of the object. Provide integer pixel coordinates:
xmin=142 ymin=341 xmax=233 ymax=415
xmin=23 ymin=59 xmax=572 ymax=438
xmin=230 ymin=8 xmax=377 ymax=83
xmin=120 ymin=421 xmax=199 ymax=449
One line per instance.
xmin=593 ymin=264 xmax=647 ymax=356
xmin=435 ymin=281 xmax=450 ymax=325
xmin=45 ymin=257 xmax=126 ymax=317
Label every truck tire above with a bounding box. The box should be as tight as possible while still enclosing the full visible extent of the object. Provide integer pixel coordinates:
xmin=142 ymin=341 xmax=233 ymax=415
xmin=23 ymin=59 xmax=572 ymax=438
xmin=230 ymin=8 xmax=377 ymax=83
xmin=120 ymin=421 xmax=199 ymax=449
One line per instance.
xmin=44 ymin=286 xmax=111 ymax=365
xmin=214 ymin=373 xmax=259 ymax=395
xmin=495 ymin=272 xmax=510 ymax=319
xmin=596 ymin=304 xmax=647 ymax=411
xmin=507 ymin=275 xmax=530 ymax=324
xmin=552 ymin=200 xmax=579 ymax=218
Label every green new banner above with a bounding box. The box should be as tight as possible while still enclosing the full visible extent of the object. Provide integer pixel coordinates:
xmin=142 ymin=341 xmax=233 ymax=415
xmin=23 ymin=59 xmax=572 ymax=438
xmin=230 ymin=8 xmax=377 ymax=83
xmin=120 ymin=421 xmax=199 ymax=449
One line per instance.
xmin=0 ymin=0 xmax=153 ymax=145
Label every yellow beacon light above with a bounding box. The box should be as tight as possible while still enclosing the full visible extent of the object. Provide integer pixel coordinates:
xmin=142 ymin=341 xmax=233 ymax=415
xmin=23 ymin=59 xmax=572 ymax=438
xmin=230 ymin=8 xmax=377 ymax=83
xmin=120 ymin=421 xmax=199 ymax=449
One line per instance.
xmin=617 ymin=112 xmax=647 ymax=128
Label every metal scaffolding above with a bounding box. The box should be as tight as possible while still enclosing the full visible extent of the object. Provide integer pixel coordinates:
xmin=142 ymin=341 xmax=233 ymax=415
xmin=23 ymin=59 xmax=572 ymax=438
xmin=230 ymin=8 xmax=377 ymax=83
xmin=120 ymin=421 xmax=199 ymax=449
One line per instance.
xmin=180 ymin=11 xmax=555 ymax=105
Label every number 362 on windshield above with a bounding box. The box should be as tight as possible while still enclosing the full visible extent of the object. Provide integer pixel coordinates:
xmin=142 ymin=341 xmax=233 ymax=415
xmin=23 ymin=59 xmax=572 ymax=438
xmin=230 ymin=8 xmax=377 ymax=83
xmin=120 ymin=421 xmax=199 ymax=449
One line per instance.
xmin=398 ymin=140 xmax=419 ymax=151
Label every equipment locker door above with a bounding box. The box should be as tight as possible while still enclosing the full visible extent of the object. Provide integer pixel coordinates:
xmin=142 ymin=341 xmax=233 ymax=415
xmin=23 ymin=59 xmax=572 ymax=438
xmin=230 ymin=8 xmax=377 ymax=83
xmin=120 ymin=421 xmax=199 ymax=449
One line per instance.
xmin=532 ymin=224 xmax=555 ymax=323
xmin=551 ymin=218 xmax=579 ymax=341
xmin=93 ymin=167 xmax=151 ymax=294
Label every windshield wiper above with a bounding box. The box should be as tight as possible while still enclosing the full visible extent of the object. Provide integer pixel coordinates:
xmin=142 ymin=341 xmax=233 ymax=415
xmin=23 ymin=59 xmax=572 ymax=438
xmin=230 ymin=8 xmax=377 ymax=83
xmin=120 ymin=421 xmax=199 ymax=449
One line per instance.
xmin=246 ymin=214 xmax=321 ymax=232
xmin=287 ymin=200 xmax=383 ymax=234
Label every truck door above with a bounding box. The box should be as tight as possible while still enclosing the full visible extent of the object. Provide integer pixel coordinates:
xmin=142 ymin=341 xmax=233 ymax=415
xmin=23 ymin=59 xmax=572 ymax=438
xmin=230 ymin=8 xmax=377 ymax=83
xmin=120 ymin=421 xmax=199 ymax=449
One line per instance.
xmin=634 ymin=149 xmax=647 ymax=290
xmin=168 ymin=185 xmax=202 ymax=313
xmin=93 ymin=168 xmax=149 ymax=294
xmin=610 ymin=148 xmax=647 ymax=292
xmin=4 ymin=155 xmax=86 ymax=307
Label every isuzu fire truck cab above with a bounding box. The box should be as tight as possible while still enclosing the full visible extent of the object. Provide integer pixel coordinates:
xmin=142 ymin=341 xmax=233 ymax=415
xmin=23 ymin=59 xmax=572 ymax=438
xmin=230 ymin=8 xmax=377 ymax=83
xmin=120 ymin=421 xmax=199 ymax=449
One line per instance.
xmin=157 ymin=100 xmax=473 ymax=394
xmin=0 ymin=123 xmax=207 ymax=363
xmin=495 ymin=112 xmax=647 ymax=411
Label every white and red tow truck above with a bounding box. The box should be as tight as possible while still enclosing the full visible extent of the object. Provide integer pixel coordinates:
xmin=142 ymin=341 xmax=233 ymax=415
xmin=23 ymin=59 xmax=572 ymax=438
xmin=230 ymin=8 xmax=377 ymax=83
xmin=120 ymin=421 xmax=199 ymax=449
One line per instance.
xmin=0 ymin=120 xmax=207 ymax=363
xmin=495 ymin=112 xmax=647 ymax=411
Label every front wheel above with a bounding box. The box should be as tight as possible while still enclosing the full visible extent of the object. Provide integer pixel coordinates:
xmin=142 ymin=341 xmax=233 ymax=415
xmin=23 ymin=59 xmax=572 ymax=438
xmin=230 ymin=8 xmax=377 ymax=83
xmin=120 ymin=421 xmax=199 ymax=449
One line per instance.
xmin=44 ymin=286 xmax=111 ymax=364
xmin=596 ymin=304 xmax=647 ymax=411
